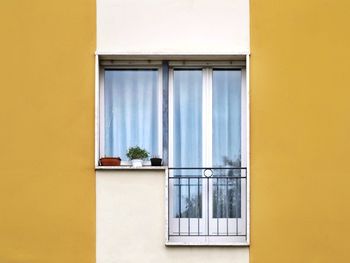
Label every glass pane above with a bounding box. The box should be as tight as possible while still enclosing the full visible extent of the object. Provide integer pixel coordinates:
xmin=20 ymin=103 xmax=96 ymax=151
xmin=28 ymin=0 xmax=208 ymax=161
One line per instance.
xmin=213 ymin=177 xmax=241 ymax=218
xmin=173 ymin=178 xmax=202 ymax=218
xmin=104 ymin=69 xmax=159 ymax=160
xmin=173 ymin=69 xmax=203 ymax=218
xmin=212 ymin=69 xmax=242 ymax=218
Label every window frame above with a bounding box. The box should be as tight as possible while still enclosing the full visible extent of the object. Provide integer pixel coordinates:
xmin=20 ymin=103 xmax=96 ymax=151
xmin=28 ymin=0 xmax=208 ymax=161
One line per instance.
xmin=97 ymin=63 xmax=163 ymax=166
xmin=167 ymin=64 xmax=249 ymax=246
xmin=168 ymin=65 xmax=247 ymax=168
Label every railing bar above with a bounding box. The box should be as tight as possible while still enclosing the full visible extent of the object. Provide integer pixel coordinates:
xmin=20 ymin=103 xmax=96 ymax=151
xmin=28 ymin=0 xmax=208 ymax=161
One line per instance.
xmin=226 ymin=177 xmax=229 ymax=236
xmin=168 ymin=170 xmax=170 ymax=241
xmin=169 ymin=176 xmax=247 ymax=179
xmin=217 ymin=177 xmax=219 ymax=236
xmin=174 ymin=184 xmax=241 ymax=186
xmin=236 ymin=177 xmax=239 ymax=236
xmin=207 ymin=177 xmax=209 ymax=237
xmin=245 ymin=170 xmax=247 ymax=240
xmin=171 ymin=174 xmax=203 ymax=177
xmin=168 ymin=167 xmax=247 ymax=170
xmin=198 ymin=177 xmax=200 ymax=236
xmin=188 ymin=178 xmax=190 ymax=236
xmin=167 ymin=168 xmax=247 ymax=240
xmin=169 ymin=234 xmax=247 ymax=237
xmin=178 ymin=177 xmax=181 ymax=236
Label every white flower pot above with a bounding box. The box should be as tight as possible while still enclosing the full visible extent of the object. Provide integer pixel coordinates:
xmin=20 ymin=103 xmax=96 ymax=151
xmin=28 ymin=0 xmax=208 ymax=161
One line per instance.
xmin=131 ymin=159 xmax=143 ymax=167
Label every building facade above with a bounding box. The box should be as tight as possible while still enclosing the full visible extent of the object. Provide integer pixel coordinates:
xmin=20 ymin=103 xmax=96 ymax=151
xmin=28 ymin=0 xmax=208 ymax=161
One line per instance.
xmin=1 ymin=0 xmax=350 ymax=262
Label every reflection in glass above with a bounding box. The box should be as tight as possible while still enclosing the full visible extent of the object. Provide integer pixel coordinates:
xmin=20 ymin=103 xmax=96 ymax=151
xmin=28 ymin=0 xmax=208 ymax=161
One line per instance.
xmin=212 ymin=69 xmax=242 ymax=218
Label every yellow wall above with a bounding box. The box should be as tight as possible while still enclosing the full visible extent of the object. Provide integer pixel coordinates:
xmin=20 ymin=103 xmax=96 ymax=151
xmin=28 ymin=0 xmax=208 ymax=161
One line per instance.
xmin=1 ymin=0 xmax=350 ymax=262
xmin=250 ymin=0 xmax=350 ymax=262
xmin=0 ymin=1 xmax=95 ymax=262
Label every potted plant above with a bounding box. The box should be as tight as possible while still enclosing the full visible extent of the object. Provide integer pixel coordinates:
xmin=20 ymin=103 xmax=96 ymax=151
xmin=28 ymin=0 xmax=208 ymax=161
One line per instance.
xmin=150 ymin=155 xmax=162 ymax=166
xmin=126 ymin=146 xmax=149 ymax=167
xmin=99 ymin=157 xmax=121 ymax=166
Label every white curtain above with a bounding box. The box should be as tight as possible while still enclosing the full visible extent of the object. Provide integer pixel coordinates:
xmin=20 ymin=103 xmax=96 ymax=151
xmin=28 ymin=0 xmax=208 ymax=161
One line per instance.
xmin=212 ymin=69 xmax=241 ymax=167
xmin=104 ymin=69 xmax=159 ymax=160
xmin=172 ymin=69 xmax=242 ymax=218
xmin=173 ymin=69 xmax=203 ymax=218
xmin=172 ymin=69 xmax=241 ymax=167
xmin=212 ymin=69 xmax=242 ymax=218
xmin=173 ymin=69 xmax=203 ymax=168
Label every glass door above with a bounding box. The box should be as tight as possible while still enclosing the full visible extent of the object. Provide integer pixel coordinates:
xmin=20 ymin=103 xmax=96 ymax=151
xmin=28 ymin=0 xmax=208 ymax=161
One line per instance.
xmin=168 ymin=69 xmax=207 ymax=242
xmin=168 ymin=67 xmax=247 ymax=243
xmin=208 ymin=69 xmax=247 ymax=243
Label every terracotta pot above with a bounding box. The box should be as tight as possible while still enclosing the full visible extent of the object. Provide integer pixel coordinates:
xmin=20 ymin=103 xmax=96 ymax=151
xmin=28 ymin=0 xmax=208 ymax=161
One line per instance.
xmin=99 ymin=157 xmax=121 ymax=166
xmin=150 ymin=158 xmax=162 ymax=166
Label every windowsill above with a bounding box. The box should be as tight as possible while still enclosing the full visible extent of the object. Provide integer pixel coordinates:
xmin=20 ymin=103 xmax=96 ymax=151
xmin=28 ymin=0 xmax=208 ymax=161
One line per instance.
xmin=95 ymin=165 xmax=168 ymax=171
xmin=165 ymin=241 xmax=250 ymax=247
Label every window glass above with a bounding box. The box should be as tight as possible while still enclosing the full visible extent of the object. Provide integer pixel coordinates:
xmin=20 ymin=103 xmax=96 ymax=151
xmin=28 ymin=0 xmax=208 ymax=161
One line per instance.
xmin=212 ymin=69 xmax=241 ymax=166
xmin=173 ymin=69 xmax=203 ymax=218
xmin=104 ymin=69 xmax=159 ymax=160
xmin=173 ymin=69 xmax=203 ymax=168
xmin=212 ymin=69 xmax=242 ymax=218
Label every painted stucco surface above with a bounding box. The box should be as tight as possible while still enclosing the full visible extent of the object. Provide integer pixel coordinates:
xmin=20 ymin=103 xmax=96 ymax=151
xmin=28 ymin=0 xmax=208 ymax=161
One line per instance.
xmin=0 ymin=1 xmax=96 ymax=262
xmin=1 ymin=0 xmax=350 ymax=262
xmin=97 ymin=0 xmax=249 ymax=54
xmin=96 ymin=170 xmax=249 ymax=263
xmin=250 ymin=0 xmax=350 ymax=262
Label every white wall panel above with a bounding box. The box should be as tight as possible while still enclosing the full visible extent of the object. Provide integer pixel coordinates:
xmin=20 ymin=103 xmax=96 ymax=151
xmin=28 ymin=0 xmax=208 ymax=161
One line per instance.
xmin=97 ymin=0 xmax=249 ymax=54
xmin=96 ymin=170 xmax=249 ymax=263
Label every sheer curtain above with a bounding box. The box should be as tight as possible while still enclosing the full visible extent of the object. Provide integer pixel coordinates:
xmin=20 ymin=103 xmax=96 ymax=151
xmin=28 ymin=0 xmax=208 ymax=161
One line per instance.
xmin=104 ymin=69 xmax=159 ymax=160
xmin=172 ymin=68 xmax=242 ymax=218
xmin=212 ymin=69 xmax=242 ymax=218
xmin=212 ymin=69 xmax=241 ymax=167
xmin=173 ymin=69 xmax=203 ymax=168
xmin=173 ymin=69 xmax=203 ymax=218
xmin=172 ymin=69 xmax=242 ymax=167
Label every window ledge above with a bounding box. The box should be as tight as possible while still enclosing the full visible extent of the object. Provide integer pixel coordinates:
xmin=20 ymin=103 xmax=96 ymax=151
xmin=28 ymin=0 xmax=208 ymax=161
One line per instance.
xmin=95 ymin=165 xmax=168 ymax=171
xmin=165 ymin=241 xmax=250 ymax=247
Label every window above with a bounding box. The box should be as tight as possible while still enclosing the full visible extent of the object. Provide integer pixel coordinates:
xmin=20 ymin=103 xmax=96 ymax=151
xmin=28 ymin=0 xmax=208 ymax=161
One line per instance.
xmin=167 ymin=65 xmax=248 ymax=245
xmin=99 ymin=65 xmax=162 ymax=163
xmin=97 ymin=57 xmax=249 ymax=245
xmin=169 ymin=67 xmax=246 ymax=167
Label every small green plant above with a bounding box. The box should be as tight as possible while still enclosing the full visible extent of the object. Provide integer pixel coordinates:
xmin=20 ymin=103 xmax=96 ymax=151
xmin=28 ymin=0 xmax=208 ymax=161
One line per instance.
xmin=126 ymin=146 xmax=149 ymax=160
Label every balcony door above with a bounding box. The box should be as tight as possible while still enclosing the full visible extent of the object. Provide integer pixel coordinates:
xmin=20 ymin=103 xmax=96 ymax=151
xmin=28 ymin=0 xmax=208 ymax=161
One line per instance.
xmin=168 ymin=67 xmax=247 ymax=244
xmin=168 ymin=69 xmax=206 ymax=241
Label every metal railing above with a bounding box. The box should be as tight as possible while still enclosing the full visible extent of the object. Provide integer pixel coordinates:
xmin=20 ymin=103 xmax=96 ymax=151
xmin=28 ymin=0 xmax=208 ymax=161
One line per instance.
xmin=167 ymin=167 xmax=247 ymax=242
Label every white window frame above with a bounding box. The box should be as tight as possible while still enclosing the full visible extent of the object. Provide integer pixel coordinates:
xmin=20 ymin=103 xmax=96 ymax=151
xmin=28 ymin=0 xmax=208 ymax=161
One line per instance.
xmin=166 ymin=59 xmax=250 ymax=246
xmin=168 ymin=64 xmax=247 ymax=168
xmin=96 ymin=60 xmax=163 ymax=166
